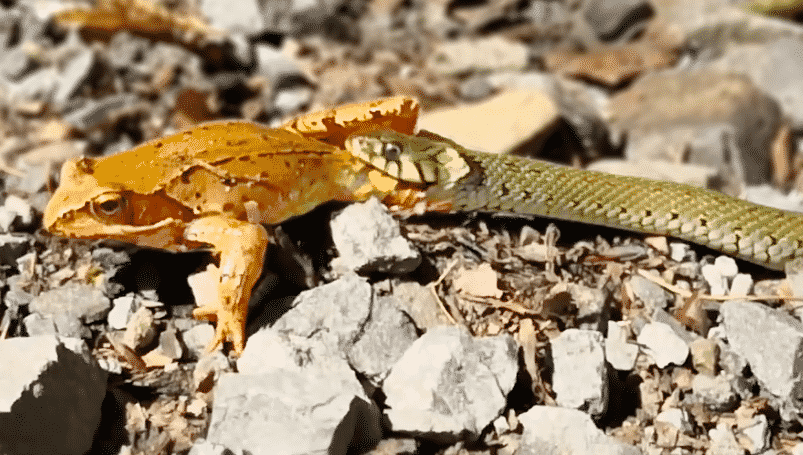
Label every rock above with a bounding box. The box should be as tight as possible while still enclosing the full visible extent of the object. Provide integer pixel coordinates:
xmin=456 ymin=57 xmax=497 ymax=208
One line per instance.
xmin=584 ymin=0 xmax=654 ymax=41
xmin=738 ymin=413 xmax=770 ymax=454
xmin=587 ymin=159 xmax=718 ymax=189
xmin=122 ymin=306 xmax=156 ymax=351
xmin=691 ymin=373 xmax=738 ymax=411
xmin=108 ymin=294 xmax=136 ymax=330
xmin=729 ymin=273 xmax=753 ymax=295
xmin=605 ymin=321 xmax=639 ymax=371
xmin=518 ymin=406 xmax=641 ymax=455
xmin=690 ymin=338 xmax=719 ymax=376
xmin=62 ymin=94 xmax=141 ymax=132
xmin=273 ymin=86 xmax=314 ymax=116
xmin=707 ymin=38 xmax=803 ymax=129
xmin=29 ymin=284 xmax=111 ymax=339
xmin=708 ymin=422 xmax=744 ymax=455
xmin=390 ymin=281 xmax=452 ymax=330
xmin=655 ymin=408 xmax=692 ymax=433
xmin=53 ymin=47 xmax=98 ymax=105
xmin=702 ymin=264 xmax=728 ymax=296
xmin=417 ymin=89 xmax=560 ymax=154
xmin=550 ymin=328 xmax=608 ymax=416
xmin=607 ymin=70 xmax=780 ymax=187
xmin=184 ymin=324 xmax=215 ymax=357
xmin=330 ymin=198 xmax=421 ymax=275
xmin=23 ymin=312 xmax=57 ymax=336
xmin=240 ymin=274 xmax=374 ymax=372
xmin=714 ymin=256 xmax=739 ymax=278
xmin=199 ymin=0 xmax=265 ymax=35
xmin=0 ymin=335 xmax=106 ymax=455
xmin=720 ymin=300 xmax=803 ymax=405
xmin=255 ymin=43 xmax=306 ymax=89
xmin=669 ymin=242 xmax=693 ymax=262
xmin=427 ymin=36 xmax=529 ymax=76
xmin=382 ymin=325 xmax=518 ymax=440
xmin=206 ymin=365 xmax=381 ymax=455
xmin=745 ymin=184 xmax=803 ymax=212
xmin=636 ymin=321 xmax=689 ymax=368
xmin=628 ymin=275 xmax=669 ymax=311
xmin=347 ymin=294 xmax=419 ymax=386
xmin=487 ymin=71 xmax=609 ymax=155
xmin=221 ymin=277 xmax=381 ymax=453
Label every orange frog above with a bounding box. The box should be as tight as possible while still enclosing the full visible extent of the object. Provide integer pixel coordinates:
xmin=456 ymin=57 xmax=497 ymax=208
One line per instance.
xmin=43 ymin=97 xmax=419 ymax=354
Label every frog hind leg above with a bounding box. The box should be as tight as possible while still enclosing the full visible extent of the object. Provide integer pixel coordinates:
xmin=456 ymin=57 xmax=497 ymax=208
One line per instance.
xmin=184 ymin=215 xmax=268 ymax=355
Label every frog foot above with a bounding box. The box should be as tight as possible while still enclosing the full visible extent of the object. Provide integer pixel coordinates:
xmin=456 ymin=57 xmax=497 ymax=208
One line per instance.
xmin=193 ymin=299 xmax=246 ymax=355
xmin=185 ymin=216 xmax=269 ymax=356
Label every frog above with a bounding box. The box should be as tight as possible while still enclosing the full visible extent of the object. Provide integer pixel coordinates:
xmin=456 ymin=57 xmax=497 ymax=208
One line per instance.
xmin=43 ymin=96 xmax=420 ymax=355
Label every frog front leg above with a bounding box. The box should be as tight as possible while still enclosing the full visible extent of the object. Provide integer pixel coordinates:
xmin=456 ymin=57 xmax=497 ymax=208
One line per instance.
xmin=184 ymin=215 xmax=268 ymax=355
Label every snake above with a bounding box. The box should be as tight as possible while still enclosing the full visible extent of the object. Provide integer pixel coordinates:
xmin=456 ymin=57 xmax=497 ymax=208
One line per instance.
xmin=345 ymin=129 xmax=803 ymax=271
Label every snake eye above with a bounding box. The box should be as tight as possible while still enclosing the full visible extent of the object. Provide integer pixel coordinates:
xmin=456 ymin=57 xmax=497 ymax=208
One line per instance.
xmin=91 ymin=194 xmax=127 ymax=218
xmin=383 ymin=142 xmax=402 ymax=161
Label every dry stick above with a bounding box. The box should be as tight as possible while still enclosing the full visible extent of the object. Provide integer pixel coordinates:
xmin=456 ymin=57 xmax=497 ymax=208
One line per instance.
xmin=636 ymin=268 xmax=803 ymax=301
xmin=429 ymin=258 xmax=460 ymax=325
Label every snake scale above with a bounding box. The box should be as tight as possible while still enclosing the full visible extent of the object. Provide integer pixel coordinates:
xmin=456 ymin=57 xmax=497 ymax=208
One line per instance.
xmin=346 ymin=129 xmax=803 ymax=271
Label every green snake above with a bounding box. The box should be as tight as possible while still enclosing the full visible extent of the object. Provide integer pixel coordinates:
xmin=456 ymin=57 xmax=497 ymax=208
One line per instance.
xmin=345 ymin=129 xmax=803 ymax=271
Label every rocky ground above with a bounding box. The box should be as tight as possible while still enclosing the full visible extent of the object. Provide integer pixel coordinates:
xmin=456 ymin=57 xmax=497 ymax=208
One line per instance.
xmin=2 ymin=0 xmax=803 ymax=454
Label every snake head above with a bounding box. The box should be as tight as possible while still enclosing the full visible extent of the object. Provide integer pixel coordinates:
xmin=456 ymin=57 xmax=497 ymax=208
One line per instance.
xmin=345 ymin=129 xmax=471 ymax=189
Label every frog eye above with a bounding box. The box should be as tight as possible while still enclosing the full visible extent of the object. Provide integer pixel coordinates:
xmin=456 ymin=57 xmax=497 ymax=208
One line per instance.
xmin=382 ymin=142 xmax=402 ymax=161
xmin=91 ymin=194 xmax=127 ymax=218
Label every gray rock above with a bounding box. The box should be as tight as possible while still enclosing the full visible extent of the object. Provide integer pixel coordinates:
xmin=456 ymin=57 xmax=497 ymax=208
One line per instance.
xmin=741 ymin=413 xmax=770 ymax=454
xmin=199 ymin=0 xmax=266 ymax=35
xmin=184 ymin=324 xmax=215 ymax=357
xmin=382 ymin=325 xmax=518 ymax=439
xmin=9 ymin=66 xmax=59 ymax=101
xmin=23 ymin=312 xmax=57 ymax=336
xmin=390 ymin=281 xmax=452 ymax=330
xmin=240 ymin=274 xmax=373 ymax=372
xmin=189 ymin=439 xmax=238 ymax=455
xmin=607 ymin=70 xmax=780 ymax=187
xmin=708 ymin=422 xmax=744 ymax=455
xmin=427 ymin=36 xmax=529 ymax=76
xmin=223 ymin=275 xmax=381 ymax=453
xmin=347 ymin=295 xmax=419 ymax=386
xmin=63 ymin=94 xmax=141 ymax=132
xmin=29 ymin=284 xmax=111 ymax=339
xmin=255 ymin=44 xmax=306 ymax=89
xmin=330 ymin=198 xmax=421 ymax=275
xmin=636 ymin=321 xmax=689 ymax=368
xmin=707 ymin=38 xmax=803 ymax=130
xmin=747 ymin=185 xmax=803 ymax=214
xmin=0 ymin=335 xmax=106 ymax=455
xmin=721 ymin=300 xmax=803 ymax=405
xmin=53 ymin=48 xmax=98 ymax=105
xmin=518 ymin=406 xmax=641 ymax=455
xmin=566 ymin=283 xmax=605 ymax=320
xmin=459 ymin=75 xmax=494 ymax=101
xmin=628 ymin=275 xmax=669 ymax=311
xmin=587 ymin=159 xmax=718 ymax=189
xmin=108 ymin=294 xmax=135 ymax=330
xmin=0 ymin=46 xmax=32 ymax=80
xmin=605 ymin=321 xmax=638 ymax=371
xmin=207 ymin=366 xmax=381 ymax=455
xmin=551 ymin=329 xmax=608 ymax=416
xmin=584 ymin=0 xmax=652 ymax=41
xmin=273 ymin=86 xmax=313 ymax=116
xmin=655 ymin=408 xmax=693 ymax=433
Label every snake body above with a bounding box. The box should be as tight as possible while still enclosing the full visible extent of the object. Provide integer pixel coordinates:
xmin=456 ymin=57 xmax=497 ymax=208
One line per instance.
xmin=346 ymin=129 xmax=803 ymax=271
